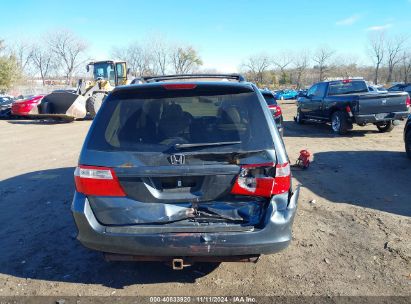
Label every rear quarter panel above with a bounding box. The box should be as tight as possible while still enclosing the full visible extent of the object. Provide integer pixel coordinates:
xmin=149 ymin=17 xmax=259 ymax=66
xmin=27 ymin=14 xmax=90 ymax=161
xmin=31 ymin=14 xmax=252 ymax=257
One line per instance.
xmin=322 ymin=95 xmax=354 ymax=119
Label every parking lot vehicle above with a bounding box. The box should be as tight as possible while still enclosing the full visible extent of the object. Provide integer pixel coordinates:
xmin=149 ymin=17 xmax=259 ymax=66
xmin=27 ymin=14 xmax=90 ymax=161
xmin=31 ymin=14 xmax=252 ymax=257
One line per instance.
xmin=297 ymin=89 xmax=308 ymax=97
xmin=275 ymin=89 xmax=298 ymax=100
xmin=260 ymin=89 xmax=284 ymax=135
xmin=11 ymin=95 xmax=45 ymax=117
xmin=388 ymin=83 xmax=411 ymax=97
xmin=0 ymin=96 xmax=14 ymax=118
xmin=368 ymin=85 xmax=388 ymax=93
xmin=296 ymin=79 xmax=410 ymax=134
xmin=38 ymin=60 xmax=129 ymax=121
xmin=72 ymin=74 xmax=299 ymax=269
xmin=405 ymin=114 xmax=411 ymax=159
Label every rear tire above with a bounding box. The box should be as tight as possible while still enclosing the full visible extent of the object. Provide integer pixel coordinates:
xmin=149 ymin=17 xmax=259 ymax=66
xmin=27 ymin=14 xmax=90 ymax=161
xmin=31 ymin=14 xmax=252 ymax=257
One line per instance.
xmin=295 ymin=108 xmax=305 ymax=124
xmin=331 ymin=111 xmax=349 ymax=135
xmin=86 ymin=93 xmax=106 ymax=119
xmin=376 ymin=121 xmax=394 ymax=133
xmin=405 ymin=131 xmax=411 ymax=159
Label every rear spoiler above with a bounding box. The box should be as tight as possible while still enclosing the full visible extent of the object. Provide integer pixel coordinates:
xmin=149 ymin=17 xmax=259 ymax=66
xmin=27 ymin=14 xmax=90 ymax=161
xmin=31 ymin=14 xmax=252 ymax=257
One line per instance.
xmin=140 ymin=74 xmax=247 ymax=83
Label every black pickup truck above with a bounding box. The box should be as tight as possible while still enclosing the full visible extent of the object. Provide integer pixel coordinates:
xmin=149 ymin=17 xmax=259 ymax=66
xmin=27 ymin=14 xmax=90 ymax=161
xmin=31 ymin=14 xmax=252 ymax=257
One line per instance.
xmin=295 ymin=79 xmax=410 ymax=134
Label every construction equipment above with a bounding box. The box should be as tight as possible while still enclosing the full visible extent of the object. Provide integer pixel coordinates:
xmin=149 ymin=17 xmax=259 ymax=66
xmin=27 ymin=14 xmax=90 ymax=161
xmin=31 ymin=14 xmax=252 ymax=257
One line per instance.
xmin=37 ymin=60 xmax=129 ymax=121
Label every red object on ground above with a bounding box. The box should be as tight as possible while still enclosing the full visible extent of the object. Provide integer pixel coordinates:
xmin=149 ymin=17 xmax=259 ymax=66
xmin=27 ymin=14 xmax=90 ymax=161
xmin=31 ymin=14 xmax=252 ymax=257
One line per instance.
xmin=296 ymin=149 xmax=311 ymax=169
xmin=11 ymin=95 xmax=44 ymax=116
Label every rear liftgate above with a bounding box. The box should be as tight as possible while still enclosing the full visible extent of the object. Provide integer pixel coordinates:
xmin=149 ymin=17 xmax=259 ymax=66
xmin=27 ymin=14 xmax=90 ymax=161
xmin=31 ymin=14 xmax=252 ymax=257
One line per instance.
xmin=75 ymin=158 xmax=291 ymax=270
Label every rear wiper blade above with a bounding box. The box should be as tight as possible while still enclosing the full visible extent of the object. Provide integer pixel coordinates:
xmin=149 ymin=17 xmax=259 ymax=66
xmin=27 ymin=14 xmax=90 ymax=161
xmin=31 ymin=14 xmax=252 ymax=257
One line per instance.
xmin=174 ymin=141 xmax=241 ymax=150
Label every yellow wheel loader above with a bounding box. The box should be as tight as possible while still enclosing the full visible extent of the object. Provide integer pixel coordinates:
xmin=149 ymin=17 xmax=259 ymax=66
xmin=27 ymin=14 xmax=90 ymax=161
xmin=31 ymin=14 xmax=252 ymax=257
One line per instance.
xmin=37 ymin=61 xmax=130 ymax=121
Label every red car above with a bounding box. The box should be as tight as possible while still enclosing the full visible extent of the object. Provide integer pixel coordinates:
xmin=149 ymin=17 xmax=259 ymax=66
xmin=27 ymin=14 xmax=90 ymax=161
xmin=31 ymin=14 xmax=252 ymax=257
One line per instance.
xmin=11 ymin=95 xmax=45 ymax=116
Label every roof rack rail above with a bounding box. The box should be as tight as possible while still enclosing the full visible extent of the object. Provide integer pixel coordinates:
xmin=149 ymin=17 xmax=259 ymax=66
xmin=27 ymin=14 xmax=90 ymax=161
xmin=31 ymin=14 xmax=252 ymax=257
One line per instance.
xmin=141 ymin=74 xmax=247 ymax=83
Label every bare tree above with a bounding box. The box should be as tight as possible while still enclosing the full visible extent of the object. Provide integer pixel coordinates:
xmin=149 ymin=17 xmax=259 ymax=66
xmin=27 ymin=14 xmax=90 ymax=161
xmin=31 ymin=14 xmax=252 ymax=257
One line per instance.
xmin=400 ymin=51 xmax=411 ymax=83
xmin=312 ymin=47 xmax=335 ymax=81
xmin=368 ymin=32 xmax=385 ymax=84
xmin=333 ymin=54 xmax=359 ymax=78
xmin=242 ymin=54 xmax=271 ymax=84
xmin=10 ymin=40 xmax=33 ymax=72
xmin=170 ymin=46 xmax=203 ymax=74
xmin=48 ymin=30 xmax=88 ymax=84
xmin=148 ymin=37 xmax=170 ymax=75
xmin=293 ymin=50 xmax=310 ymax=89
xmin=112 ymin=42 xmax=153 ymax=76
xmin=385 ymin=36 xmax=407 ymax=83
xmin=273 ymin=51 xmax=293 ymax=73
xmin=273 ymin=51 xmax=293 ymax=85
xmin=31 ymin=44 xmax=55 ymax=86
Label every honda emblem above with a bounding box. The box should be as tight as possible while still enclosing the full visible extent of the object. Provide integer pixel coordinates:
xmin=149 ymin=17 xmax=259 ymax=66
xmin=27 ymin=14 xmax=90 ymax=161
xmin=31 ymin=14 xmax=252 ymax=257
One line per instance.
xmin=169 ymin=154 xmax=185 ymax=165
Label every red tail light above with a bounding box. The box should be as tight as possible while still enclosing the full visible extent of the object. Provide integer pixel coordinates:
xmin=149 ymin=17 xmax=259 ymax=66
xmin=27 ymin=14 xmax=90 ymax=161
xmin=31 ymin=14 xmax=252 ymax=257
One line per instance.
xmin=342 ymin=79 xmax=352 ymax=83
xmin=406 ymin=95 xmax=410 ymax=108
xmin=231 ymin=162 xmax=291 ymax=198
xmin=162 ymin=83 xmax=197 ymax=90
xmin=74 ymin=165 xmax=126 ymax=197
xmin=269 ymin=105 xmax=282 ymax=118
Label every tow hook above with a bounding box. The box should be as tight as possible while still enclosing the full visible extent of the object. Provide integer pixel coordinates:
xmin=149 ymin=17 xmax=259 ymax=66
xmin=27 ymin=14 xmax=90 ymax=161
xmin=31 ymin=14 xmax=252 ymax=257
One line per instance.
xmin=172 ymin=258 xmax=191 ymax=270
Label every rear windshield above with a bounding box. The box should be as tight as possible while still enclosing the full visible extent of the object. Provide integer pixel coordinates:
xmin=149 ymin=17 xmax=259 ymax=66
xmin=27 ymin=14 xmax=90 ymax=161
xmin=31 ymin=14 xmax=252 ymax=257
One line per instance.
xmin=261 ymin=93 xmax=277 ymax=106
xmin=88 ymin=90 xmax=274 ymax=153
xmin=328 ymin=80 xmax=368 ymax=95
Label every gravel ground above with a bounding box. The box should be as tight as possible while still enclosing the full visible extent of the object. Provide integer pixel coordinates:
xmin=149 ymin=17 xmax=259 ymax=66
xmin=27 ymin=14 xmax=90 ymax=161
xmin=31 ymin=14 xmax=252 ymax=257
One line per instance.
xmin=0 ymin=103 xmax=410 ymax=297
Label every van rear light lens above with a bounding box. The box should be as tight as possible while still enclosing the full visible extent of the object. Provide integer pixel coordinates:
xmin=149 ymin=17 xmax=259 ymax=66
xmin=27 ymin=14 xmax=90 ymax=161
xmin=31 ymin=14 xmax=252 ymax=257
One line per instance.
xmin=74 ymin=165 xmax=126 ymax=197
xmin=231 ymin=162 xmax=291 ymax=198
xmin=342 ymin=79 xmax=352 ymax=83
xmin=406 ymin=95 xmax=410 ymax=108
xmin=272 ymin=163 xmax=291 ymax=194
xmin=269 ymin=105 xmax=282 ymax=118
xmin=162 ymin=83 xmax=197 ymax=90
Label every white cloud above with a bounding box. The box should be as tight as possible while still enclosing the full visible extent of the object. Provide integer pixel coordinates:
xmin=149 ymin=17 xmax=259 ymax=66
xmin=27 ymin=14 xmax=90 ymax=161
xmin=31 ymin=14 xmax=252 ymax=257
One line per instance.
xmin=336 ymin=14 xmax=360 ymax=26
xmin=366 ymin=24 xmax=393 ymax=31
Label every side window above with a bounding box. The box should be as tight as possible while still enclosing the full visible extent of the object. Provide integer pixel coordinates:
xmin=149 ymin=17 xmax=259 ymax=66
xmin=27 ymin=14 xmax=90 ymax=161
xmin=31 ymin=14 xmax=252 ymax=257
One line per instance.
xmin=315 ymin=83 xmax=327 ymax=98
xmin=307 ymin=85 xmax=318 ymax=97
xmin=107 ymin=65 xmax=115 ymax=86
xmin=116 ymin=63 xmax=126 ymax=79
xmin=404 ymin=85 xmax=411 ymax=92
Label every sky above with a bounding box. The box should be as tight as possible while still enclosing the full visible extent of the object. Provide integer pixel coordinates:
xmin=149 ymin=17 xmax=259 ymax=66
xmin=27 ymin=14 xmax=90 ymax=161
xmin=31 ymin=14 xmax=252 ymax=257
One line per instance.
xmin=1 ymin=0 xmax=411 ymax=72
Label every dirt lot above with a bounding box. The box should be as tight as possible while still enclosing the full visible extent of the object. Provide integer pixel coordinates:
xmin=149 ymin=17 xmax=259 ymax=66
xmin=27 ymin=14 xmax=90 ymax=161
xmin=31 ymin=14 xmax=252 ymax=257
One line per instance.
xmin=0 ymin=103 xmax=410 ymax=297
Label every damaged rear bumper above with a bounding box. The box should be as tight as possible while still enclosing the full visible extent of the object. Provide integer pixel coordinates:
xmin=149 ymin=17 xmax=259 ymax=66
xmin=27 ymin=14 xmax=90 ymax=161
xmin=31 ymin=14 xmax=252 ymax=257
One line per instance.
xmin=71 ymin=187 xmax=300 ymax=257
